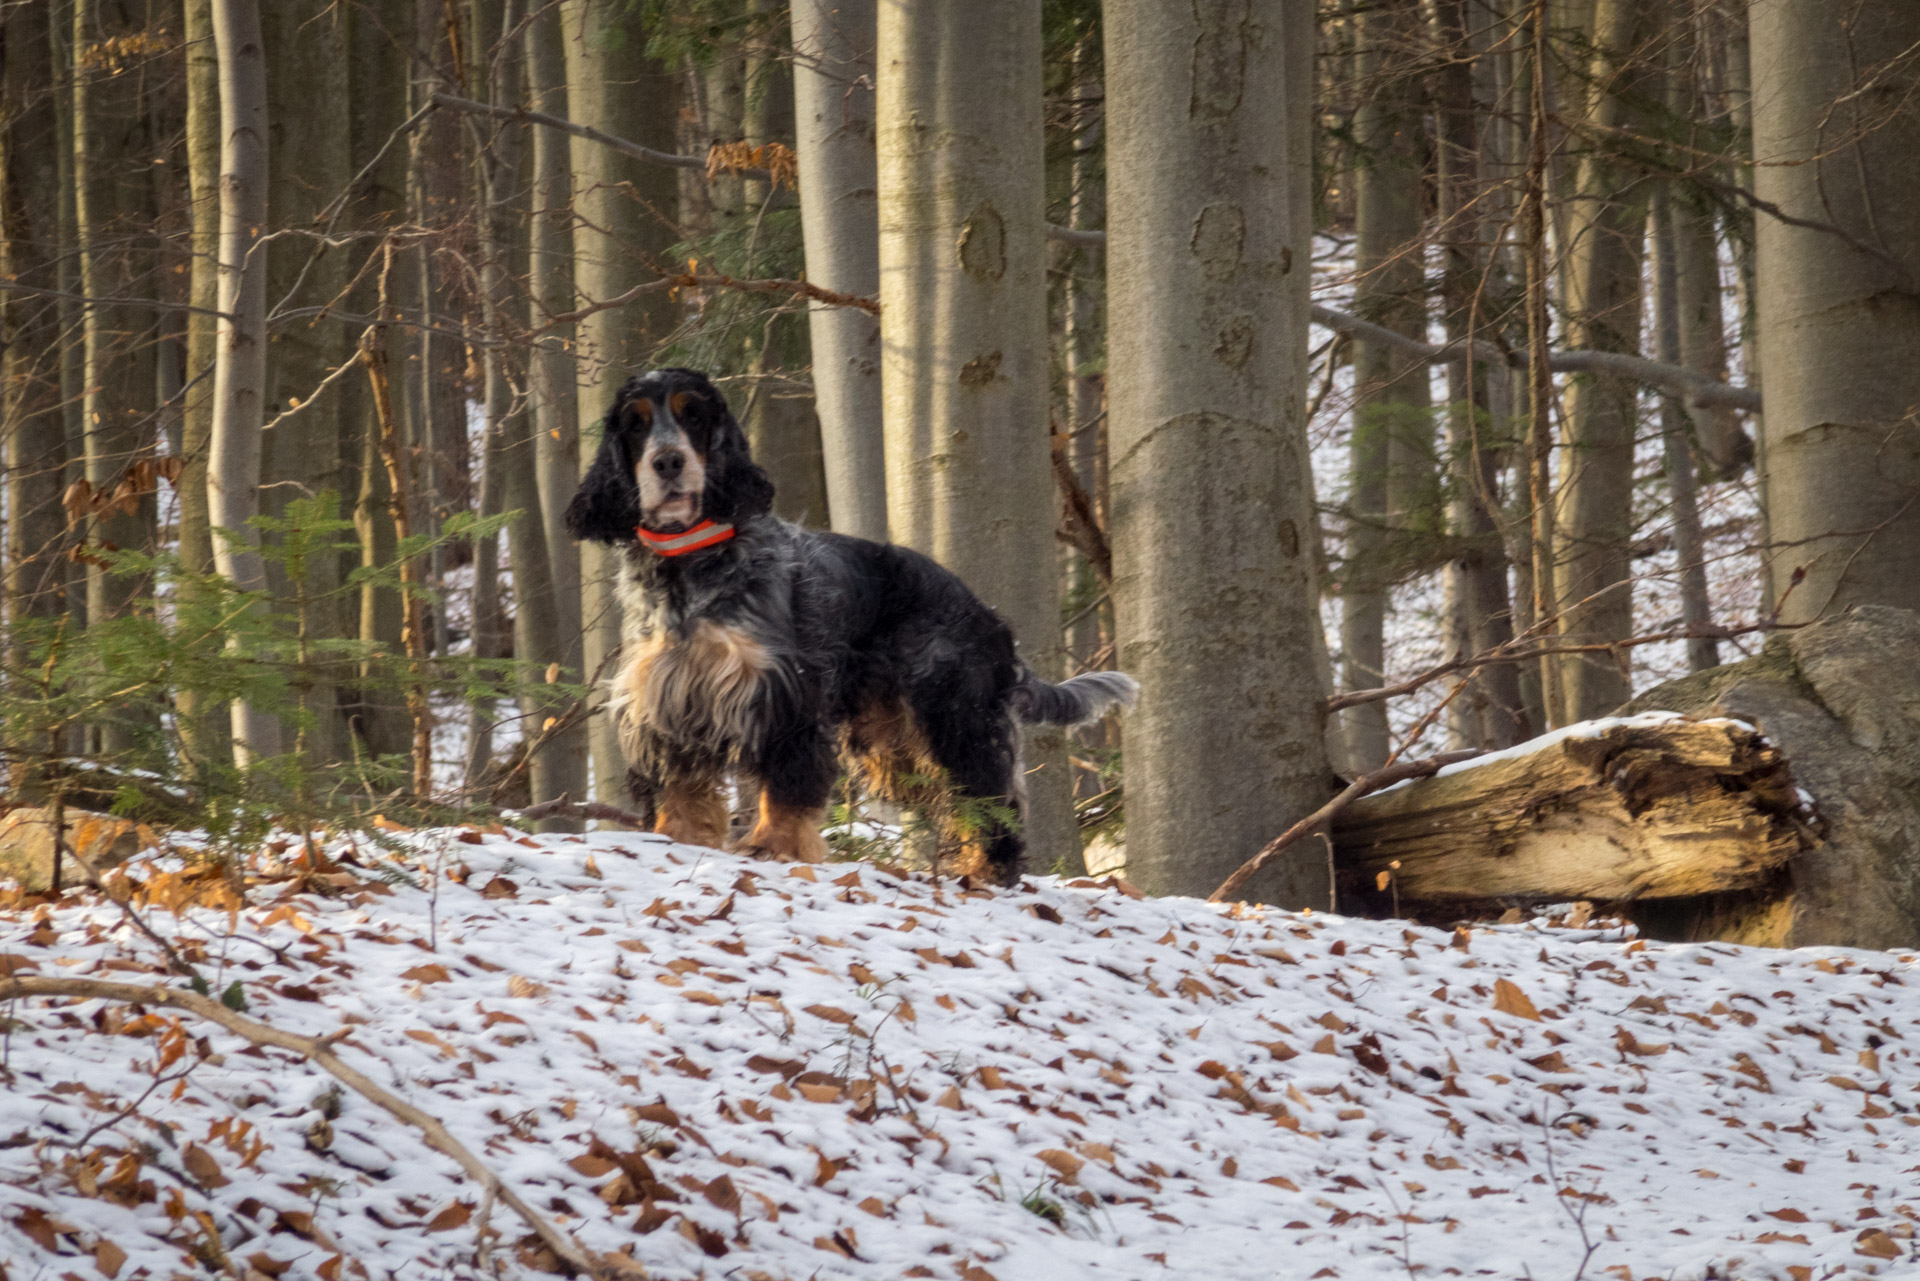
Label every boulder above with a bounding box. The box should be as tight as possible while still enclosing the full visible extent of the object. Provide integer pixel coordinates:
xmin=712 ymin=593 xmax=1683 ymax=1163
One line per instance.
xmin=0 ymin=807 xmax=148 ymax=892
xmin=1620 ymin=605 xmax=1920 ymax=949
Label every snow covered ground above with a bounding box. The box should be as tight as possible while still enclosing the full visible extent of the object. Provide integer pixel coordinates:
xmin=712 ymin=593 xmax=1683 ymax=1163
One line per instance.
xmin=2 ymin=828 xmax=1917 ymax=1280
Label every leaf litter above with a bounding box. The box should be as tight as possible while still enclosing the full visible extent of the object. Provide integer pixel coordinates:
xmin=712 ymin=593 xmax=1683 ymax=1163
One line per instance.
xmin=0 ymin=827 xmax=1917 ymax=1278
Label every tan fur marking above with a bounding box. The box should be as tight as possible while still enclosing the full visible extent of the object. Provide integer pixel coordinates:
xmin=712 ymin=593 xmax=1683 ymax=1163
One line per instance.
xmin=655 ymin=777 xmax=728 ymax=849
xmin=739 ymin=795 xmax=828 ymax=864
xmin=841 ymin=697 xmax=942 ymax=806
xmin=616 ymin=621 xmax=773 ymax=758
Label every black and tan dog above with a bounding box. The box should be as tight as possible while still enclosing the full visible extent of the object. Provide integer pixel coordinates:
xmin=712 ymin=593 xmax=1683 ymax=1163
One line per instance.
xmin=564 ymin=367 xmax=1136 ymax=884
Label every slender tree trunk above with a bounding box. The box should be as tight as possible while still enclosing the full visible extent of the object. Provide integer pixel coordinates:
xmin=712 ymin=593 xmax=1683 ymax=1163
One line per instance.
xmin=176 ymin=0 xmax=231 ymax=771
xmin=561 ymin=0 xmax=680 ymax=805
xmin=876 ymin=0 xmax=1075 ymax=869
xmin=1651 ymin=186 xmax=1718 ymax=672
xmin=72 ymin=0 xmax=158 ymax=758
xmin=1341 ymin=0 xmax=1427 ymax=772
xmin=263 ymin=0 xmax=352 ymax=764
xmin=792 ymin=0 xmax=885 ymax=541
xmin=1553 ymin=0 xmax=1650 ymax=720
xmin=1749 ymin=1 xmax=1920 ymax=622
xmin=1433 ymin=0 xmax=1525 ymax=749
xmin=2 ymin=0 xmax=68 ymax=705
xmin=521 ymin=3 xmax=587 ymax=817
xmin=209 ymin=0 xmax=279 ymax=763
xmin=1105 ymin=0 xmax=1328 ymax=903
xmin=1522 ymin=0 xmax=1564 ymax=727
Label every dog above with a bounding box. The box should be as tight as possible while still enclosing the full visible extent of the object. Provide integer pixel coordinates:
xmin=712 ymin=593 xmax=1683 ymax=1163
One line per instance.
xmin=563 ymin=367 xmax=1138 ymax=884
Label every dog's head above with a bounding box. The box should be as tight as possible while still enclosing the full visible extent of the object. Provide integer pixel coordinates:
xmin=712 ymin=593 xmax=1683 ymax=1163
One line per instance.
xmin=564 ymin=368 xmax=775 ymax=545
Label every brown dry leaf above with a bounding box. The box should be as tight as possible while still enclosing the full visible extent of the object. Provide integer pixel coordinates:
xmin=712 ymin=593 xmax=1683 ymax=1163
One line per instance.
xmin=1766 ymin=1207 xmax=1810 ymax=1223
xmin=403 ymin=1028 xmax=459 ymax=1058
xmin=704 ymin=1175 xmax=741 ymax=1214
xmin=1261 ymin=1175 xmax=1300 ymax=1191
xmin=507 ymin=975 xmax=551 ymax=999
xmin=400 ymin=963 xmax=452 ymax=984
xmin=1755 ymin=1233 xmax=1810 ymax=1245
xmin=858 ymin=1196 xmax=887 ymax=1216
xmin=426 ymin=1201 xmax=474 ymax=1231
xmin=1424 ymin=1154 xmax=1463 ymax=1171
xmin=936 ymin=1085 xmax=965 ymax=1110
xmin=1492 ymin=978 xmax=1542 ymax=1021
xmin=804 ymin=1004 xmax=857 ymax=1025
xmin=569 ymin=1153 xmax=618 ymax=1178
xmin=94 ymin=1239 xmax=127 ymax=1278
xmin=1526 ymin=1051 xmax=1573 ymax=1073
xmin=957 ymin=1262 xmax=1000 ymax=1281
xmin=182 ymin=1144 xmax=228 ymax=1188
xmin=1614 ymin=1027 xmax=1669 ymax=1056
xmin=1857 ymin=1229 xmax=1902 ymax=1260
xmin=582 ymin=855 xmax=603 ymax=880
xmin=1036 ymin=1149 xmax=1083 ymax=1183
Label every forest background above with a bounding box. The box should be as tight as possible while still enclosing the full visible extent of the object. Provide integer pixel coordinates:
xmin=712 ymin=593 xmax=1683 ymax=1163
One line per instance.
xmin=0 ymin=0 xmax=1914 ymax=905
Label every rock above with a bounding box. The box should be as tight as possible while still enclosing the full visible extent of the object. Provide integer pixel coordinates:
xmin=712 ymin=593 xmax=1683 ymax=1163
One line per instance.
xmin=1620 ymin=605 xmax=1920 ymax=949
xmin=0 ymin=807 xmax=148 ymax=892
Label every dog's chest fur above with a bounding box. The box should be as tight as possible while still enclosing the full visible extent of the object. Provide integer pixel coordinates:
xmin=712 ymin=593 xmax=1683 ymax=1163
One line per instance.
xmin=618 ymin=619 xmax=772 ymax=755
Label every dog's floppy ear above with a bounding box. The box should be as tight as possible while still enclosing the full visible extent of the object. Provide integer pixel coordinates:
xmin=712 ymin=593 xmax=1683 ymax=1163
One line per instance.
xmin=564 ymin=392 xmax=642 ymax=544
xmin=699 ymin=394 xmax=776 ymax=523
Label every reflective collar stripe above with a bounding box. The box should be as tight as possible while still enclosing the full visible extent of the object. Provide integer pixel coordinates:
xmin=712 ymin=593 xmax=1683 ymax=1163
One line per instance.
xmin=635 ymin=520 xmax=736 ymax=556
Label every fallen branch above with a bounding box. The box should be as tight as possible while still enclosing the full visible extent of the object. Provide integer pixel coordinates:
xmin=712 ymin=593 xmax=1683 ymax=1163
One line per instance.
xmin=1208 ymin=749 xmax=1482 ymax=904
xmin=517 ymin=796 xmax=650 ymax=829
xmin=0 ymin=976 xmax=630 ymax=1280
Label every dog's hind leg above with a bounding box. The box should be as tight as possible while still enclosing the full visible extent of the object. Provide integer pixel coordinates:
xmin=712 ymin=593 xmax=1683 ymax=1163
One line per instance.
xmin=654 ymin=774 xmax=729 ymax=850
xmin=739 ymin=725 xmax=836 ymax=864
xmin=915 ymin=699 xmax=1026 ymax=887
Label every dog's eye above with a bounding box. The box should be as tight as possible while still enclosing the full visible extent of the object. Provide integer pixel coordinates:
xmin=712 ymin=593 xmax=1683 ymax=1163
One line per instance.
xmin=630 ymin=399 xmax=653 ymax=426
xmin=669 ymin=390 xmax=700 ymax=418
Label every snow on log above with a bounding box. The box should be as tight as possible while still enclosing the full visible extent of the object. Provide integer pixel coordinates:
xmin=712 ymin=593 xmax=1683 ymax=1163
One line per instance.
xmin=1332 ymin=713 xmax=1815 ymax=902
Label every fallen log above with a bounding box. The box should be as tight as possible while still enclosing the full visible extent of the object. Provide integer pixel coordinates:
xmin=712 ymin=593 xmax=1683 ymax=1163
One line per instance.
xmin=1332 ymin=713 xmax=1815 ymax=905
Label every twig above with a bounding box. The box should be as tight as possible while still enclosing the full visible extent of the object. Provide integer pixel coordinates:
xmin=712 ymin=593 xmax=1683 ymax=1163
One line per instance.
xmin=1208 ymin=749 xmax=1482 ymax=903
xmin=431 ymin=91 xmax=761 ymax=180
xmin=539 ymin=270 xmax=878 ymax=326
xmin=1049 ymin=426 xmax=1111 ymax=584
xmin=1325 ymin=620 xmax=1792 ymax=715
xmin=53 ymin=832 xmax=202 ymax=982
xmin=517 ymin=796 xmax=650 ymax=829
xmin=0 ymin=977 xmax=631 ymax=1280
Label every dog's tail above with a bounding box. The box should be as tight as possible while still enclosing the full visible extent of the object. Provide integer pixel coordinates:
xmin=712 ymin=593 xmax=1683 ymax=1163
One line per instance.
xmin=1011 ymin=669 xmax=1140 ymax=728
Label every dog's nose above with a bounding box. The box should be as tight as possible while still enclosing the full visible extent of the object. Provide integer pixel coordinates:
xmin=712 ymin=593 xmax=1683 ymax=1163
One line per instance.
xmin=652 ymin=449 xmax=687 ymax=482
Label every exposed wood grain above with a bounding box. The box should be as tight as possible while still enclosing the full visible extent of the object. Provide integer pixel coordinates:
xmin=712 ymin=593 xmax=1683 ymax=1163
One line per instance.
xmin=1334 ymin=718 xmax=1813 ymax=902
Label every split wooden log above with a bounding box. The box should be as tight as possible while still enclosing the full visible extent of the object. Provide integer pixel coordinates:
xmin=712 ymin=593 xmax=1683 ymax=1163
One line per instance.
xmin=1332 ymin=715 xmax=1815 ymax=903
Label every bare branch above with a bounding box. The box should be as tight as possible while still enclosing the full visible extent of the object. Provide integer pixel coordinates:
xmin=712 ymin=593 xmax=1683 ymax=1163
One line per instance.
xmin=1208 ymin=749 xmax=1484 ymax=903
xmin=431 ymin=91 xmax=771 ymax=182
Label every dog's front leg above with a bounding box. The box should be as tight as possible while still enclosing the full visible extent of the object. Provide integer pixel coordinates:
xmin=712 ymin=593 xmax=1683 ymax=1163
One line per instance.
xmin=738 ymin=724 xmax=836 ymax=864
xmin=653 ymin=773 xmax=729 ymax=850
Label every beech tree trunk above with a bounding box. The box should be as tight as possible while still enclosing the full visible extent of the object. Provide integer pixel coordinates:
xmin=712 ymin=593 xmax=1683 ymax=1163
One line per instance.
xmin=1 ymin=0 xmax=67 ymax=691
xmin=561 ymin=0 xmax=680 ymax=805
xmin=522 ymin=3 xmax=588 ymax=819
xmin=1340 ymin=0 xmax=1428 ymax=771
xmin=792 ymin=0 xmax=885 ymax=541
xmin=1749 ymin=1 xmax=1920 ymax=622
xmin=71 ymin=0 xmax=158 ymax=758
xmin=176 ymin=0 xmax=230 ymax=770
xmin=208 ymin=0 xmax=279 ymax=763
xmin=1105 ymin=0 xmax=1329 ymax=903
xmin=876 ymin=0 xmax=1076 ymax=868
xmin=1553 ymin=0 xmax=1650 ymax=720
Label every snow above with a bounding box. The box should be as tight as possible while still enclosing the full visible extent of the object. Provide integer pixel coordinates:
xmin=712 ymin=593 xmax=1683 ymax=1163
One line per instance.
xmin=3 ymin=829 xmax=1918 ymax=1279
xmin=1370 ymin=712 xmax=1766 ymax=794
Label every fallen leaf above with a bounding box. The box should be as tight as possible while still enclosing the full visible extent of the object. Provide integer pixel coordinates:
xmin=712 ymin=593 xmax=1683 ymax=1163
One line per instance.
xmin=1037 ymin=1149 xmax=1083 ymax=1183
xmin=1492 ymin=978 xmax=1541 ymax=1021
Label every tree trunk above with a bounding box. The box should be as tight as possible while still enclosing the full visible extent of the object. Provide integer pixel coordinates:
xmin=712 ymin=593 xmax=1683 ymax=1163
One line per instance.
xmin=72 ymin=0 xmax=159 ymax=758
xmin=521 ymin=2 xmax=587 ymax=819
xmin=2 ymin=0 xmax=67 ymax=705
xmin=1553 ymin=0 xmax=1650 ymax=720
xmin=262 ymin=0 xmax=352 ymax=765
xmin=1104 ymin=0 xmax=1329 ymax=903
xmin=791 ymin=0 xmax=884 ymax=541
xmin=560 ymin=0 xmax=680 ymax=805
xmin=345 ymin=0 xmax=412 ymax=764
xmin=177 ymin=0 xmax=231 ymax=771
xmin=1432 ymin=0 xmax=1525 ymax=750
xmin=1749 ymin=1 xmax=1920 ymax=622
xmin=876 ymin=0 xmax=1076 ymax=870
xmin=1339 ymin=0 xmax=1429 ymax=772
xmin=209 ymin=0 xmax=279 ymax=763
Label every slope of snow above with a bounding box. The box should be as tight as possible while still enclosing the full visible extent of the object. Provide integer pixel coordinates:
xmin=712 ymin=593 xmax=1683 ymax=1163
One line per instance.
xmin=2 ymin=828 xmax=1917 ymax=1280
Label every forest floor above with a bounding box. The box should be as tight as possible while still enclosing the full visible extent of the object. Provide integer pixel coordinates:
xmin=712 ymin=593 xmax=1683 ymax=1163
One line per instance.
xmin=0 ymin=825 xmax=1914 ymax=1280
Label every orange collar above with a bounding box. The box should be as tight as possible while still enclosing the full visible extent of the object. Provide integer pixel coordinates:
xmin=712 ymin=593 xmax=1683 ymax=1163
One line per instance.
xmin=635 ymin=519 xmax=736 ymax=557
